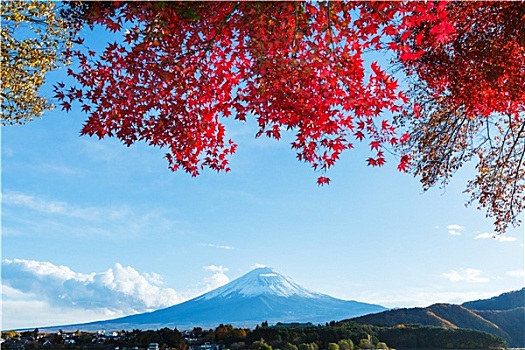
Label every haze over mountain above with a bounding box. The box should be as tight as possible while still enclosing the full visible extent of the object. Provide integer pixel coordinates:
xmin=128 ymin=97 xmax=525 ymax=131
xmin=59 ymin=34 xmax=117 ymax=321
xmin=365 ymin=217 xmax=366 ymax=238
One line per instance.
xmin=45 ymin=267 xmax=386 ymax=331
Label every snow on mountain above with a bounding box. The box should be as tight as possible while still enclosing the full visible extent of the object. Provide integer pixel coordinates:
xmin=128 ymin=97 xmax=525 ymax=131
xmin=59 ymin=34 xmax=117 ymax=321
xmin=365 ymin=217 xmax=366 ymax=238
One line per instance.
xmin=38 ymin=267 xmax=387 ymax=331
xmin=199 ymin=267 xmax=321 ymax=299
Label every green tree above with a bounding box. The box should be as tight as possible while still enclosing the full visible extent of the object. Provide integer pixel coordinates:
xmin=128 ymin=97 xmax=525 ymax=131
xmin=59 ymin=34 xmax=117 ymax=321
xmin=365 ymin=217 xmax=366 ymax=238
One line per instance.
xmin=337 ymin=339 xmax=354 ymax=350
xmin=298 ymin=343 xmax=319 ymax=350
xmin=357 ymin=336 xmax=371 ymax=350
xmin=253 ymin=341 xmax=272 ymax=350
xmin=283 ymin=343 xmax=298 ymax=350
xmin=328 ymin=343 xmax=340 ymax=350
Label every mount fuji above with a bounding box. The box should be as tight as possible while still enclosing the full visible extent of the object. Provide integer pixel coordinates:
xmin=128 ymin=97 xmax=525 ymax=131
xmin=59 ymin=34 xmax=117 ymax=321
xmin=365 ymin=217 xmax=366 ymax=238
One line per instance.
xmin=48 ymin=267 xmax=386 ymax=331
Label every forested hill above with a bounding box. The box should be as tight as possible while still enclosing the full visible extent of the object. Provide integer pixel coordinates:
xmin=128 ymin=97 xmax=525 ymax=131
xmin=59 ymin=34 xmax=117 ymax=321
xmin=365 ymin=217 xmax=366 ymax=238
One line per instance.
xmin=350 ymin=304 xmax=509 ymax=341
xmin=462 ymin=288 xmax=525 ymax=347
xmin=462 ymin=287 xmax=524 ymax=310
xmin=348 ymin=289 xmax=524 ymax=347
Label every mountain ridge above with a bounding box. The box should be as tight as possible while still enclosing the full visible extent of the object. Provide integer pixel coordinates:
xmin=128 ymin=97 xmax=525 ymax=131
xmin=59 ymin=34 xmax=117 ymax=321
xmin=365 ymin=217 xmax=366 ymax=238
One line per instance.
xmin=462 ymin=287 xmax=524 ymax=310
xmin=349 ymin=289 xmax=524 ymax=347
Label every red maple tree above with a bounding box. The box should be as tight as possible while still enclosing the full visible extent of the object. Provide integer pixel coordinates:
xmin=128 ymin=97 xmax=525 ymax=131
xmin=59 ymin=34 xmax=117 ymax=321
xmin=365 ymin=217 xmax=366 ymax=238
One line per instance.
xmin=55 ymin=1 xmax=524 ymax=232
xmin=395 ymin=1 xmax=525 ymax=232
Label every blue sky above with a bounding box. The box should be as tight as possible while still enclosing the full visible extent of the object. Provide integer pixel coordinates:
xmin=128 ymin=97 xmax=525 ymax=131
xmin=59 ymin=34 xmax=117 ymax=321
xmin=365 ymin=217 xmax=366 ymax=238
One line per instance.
xmin=2 ymin=20 xmax=524 ymax=331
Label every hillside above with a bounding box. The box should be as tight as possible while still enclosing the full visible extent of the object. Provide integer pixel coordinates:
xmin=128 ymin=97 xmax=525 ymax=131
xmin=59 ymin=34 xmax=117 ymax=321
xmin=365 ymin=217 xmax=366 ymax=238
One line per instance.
xmin=463 ymin=288 xmax=525 ymax=346
xmin=462 ymin=288 xmax=525 ymax=310
xmin=349 ymin=289 xmax=524 ymax=347
xmin=376 ymin=325 xmax=506 ymax=349
xmin=351 ymin=304 xmax=508 ymax=340
xmin=476 ymin=307 xmax=525 ymax=347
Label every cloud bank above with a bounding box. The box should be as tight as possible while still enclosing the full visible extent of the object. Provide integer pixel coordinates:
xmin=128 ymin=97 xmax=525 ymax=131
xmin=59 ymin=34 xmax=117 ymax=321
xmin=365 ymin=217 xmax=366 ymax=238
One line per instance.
xmin=2 ymin=259 xmax=180 ymax=313
xmin=1 ymin=259 xmax=230 ymax=329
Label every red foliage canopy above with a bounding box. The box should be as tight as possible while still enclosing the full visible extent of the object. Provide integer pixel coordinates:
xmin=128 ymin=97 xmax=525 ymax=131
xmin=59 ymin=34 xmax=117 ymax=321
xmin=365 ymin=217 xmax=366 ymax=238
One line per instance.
xmin=57 ymin=2 xmax=445 ymax=176
xmin=55 ymin=1 xmax=524 ymax=231
xmin=395 ymin=1 xmax=525 ymax=232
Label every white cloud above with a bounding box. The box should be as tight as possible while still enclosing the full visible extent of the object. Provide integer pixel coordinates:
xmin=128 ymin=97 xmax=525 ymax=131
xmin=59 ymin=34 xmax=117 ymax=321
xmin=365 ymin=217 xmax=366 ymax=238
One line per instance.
xmin=2 ymin=191 xmax=106 ymax=221
xmin=203 ymin=243 xmax=236 ymax=250
xmin=202 ymin=265 xmax=230 ymax=292
xmin=442 ymin=268 xmax=490 ymax=283
xmin=506 ymin=269 xmax=525 ymax=278
xmin=442 ymin=270 xmax=465 ymax=282
xmin=1 ymin=190 xmax=187 ymax=239
xmin=1 ymin=259 xmax=182 ymax=315
xmin=447 ymin=224 xmax=464 ymax=236
xmin=474 ymin=232 xmax=517 ymax=242
xmin=252 ymin=263 xmax=267 ymax=269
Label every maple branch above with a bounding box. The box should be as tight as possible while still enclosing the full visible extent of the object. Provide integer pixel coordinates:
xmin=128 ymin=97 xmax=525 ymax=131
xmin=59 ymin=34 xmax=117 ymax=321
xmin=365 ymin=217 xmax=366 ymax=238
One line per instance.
xmin=202 ymin=2 xmax=239 ymax=54
xmin=326 ymin=2 xmax=335 ymax=52
xmin=434 ymin=112 xmax=469 ymax=182
xmin=504 ymin=119 xmax=525 ymax=172
xmin=496 ymin=116 xmax=519 ymax=168
xmin=508 ymin=161 xmax=524 ymax=222
xmin=508 ymin=123 xmax=525 ymax=218
xmin=484 ymin=115 xmax=495 ymax=150
xmin=144 ymin=2 xmax=240 ymax=65
xmin=291 ymin=2 xmax=301 ymax=56
xmin=325 ymin=1 xmax=341 ymax=69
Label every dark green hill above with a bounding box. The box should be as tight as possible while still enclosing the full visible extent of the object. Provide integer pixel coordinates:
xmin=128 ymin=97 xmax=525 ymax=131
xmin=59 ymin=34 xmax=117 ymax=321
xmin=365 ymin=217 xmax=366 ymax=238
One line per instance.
xmin=426 ymin=304 xmax=507 ymax=338
xmin=462 ymin=288 xmax=524 ymax=310
xmin=348 ymin=290 xmax=525 ymax=347
xmin=350 ymin=306 xmax=455 ymax=328
xmin=351 ymin=304 xmax=508 ymax=341
xmin=376 ymin=325 xmax=506 ymax=349
xmin=476 ymin=307 xmax=525 ymax=347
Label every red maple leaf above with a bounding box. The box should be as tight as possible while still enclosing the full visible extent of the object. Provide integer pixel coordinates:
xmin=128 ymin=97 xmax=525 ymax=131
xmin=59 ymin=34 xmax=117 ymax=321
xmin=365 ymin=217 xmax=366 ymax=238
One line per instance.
xmin=317 ymin=176 xmax=331 ymax=186
xmin=370 ymin=141 xmax=381 ymax=151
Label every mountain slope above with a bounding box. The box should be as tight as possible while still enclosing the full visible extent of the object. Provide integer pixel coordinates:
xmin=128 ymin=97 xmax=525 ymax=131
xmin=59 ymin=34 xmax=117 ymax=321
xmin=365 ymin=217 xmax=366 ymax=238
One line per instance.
xmin=48 ymin=267 xmax=386 ymax=331
xmin=349 ymin=289 xmax=525 ymax=347
xmin=351 ymin=304 xmax=507 ymax=338
xmin=475 ymin=307 xmax=525 ymax=347
xmin=462 ymin=288 xmax=524 ymax=311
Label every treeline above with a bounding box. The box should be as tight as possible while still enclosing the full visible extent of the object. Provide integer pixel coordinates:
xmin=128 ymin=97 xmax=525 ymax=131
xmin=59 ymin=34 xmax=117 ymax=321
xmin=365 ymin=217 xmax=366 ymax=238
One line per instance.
xmin=207 ymin=321 xmax=379 ymax=350
xmin=115 ymin=328 xmax=187 ymax=349
xmin=206 ymin=322 xmax=506 ymax=350
xmin=2 ymin=321 xmax=507 ymax=350
xmin=376 ymin=324 xmax=507 ymax=349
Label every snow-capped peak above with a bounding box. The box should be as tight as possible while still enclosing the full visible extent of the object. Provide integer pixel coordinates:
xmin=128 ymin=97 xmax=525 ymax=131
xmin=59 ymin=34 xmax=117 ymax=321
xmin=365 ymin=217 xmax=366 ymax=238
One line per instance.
xmin=198 ymin=267 xmax=322 ymax=300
